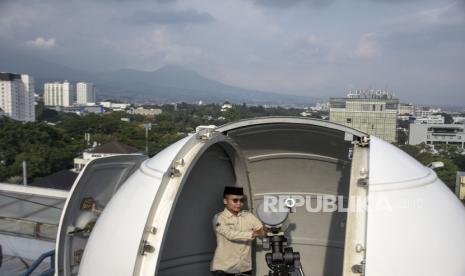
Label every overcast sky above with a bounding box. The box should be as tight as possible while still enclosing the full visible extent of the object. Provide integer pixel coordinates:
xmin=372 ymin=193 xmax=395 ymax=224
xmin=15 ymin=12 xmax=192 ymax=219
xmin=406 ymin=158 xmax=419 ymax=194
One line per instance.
xmin=0 ymin=0 xmax=464 ymax=105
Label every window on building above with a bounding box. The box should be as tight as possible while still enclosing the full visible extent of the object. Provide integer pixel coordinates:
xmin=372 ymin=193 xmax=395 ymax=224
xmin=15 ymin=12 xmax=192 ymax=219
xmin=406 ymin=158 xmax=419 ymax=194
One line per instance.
xmin=346 ymin=118 xmax=352 ymax=123
xmin=330 ymin=101 xmax=346 ymax=108
xmin=372 ymin=105 xmax=376 ymax=111
xmin=362 ymin=104 xmax=370 ymax=111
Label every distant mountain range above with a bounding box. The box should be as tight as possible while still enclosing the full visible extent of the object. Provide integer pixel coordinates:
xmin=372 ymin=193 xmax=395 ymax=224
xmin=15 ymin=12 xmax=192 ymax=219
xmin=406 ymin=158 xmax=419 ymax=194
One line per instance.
xmin=0 ymin=50 xmax=318 ymax=105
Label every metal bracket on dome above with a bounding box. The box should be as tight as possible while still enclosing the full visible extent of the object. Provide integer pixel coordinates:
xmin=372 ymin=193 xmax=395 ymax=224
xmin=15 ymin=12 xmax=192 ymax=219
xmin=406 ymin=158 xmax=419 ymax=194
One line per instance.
xmin=169 ymin=158 xmax=184 ymax=178
xmin=357 ymin=177 xmax=369 ymax=188
xmin=356 ymin=136 xmax=370 ymax=147
xmin=351 ymin=259 xmax=366 ymax=275
xmin=196 ymin=125 xmax=216 ymax=140
xmin=145 ymin=226 xmax=157 ymax=235
xmin=169 ymin=166 xmax=182 ymax=178
xmin=139 ymin=240 xmax=155 ymax=256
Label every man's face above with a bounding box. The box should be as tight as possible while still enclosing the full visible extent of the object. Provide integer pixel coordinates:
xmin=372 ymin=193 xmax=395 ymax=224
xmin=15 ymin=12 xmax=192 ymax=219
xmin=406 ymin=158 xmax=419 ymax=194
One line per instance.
xmin=224 ymin=195 xmax=245 ymax=213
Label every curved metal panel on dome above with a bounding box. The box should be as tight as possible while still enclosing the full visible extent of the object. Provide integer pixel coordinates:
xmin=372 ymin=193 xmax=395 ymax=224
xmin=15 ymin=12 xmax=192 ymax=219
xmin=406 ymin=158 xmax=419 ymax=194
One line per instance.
xmin=369 ymin=136 xmax=432 ymax=189
xmin=366 ymin=136 xmax=465 ymax=276
xmin=144 ymin=135 xmax=194 ymax=175
xmin=216 ymin=116 xmax=367 ymax=138
xmin=76 ymin=134 xmax=196 ymax=276
xmin=133 ymin=134 xmax=250 ymax=276
xmin=75 ymin=131 xmax=251 ymax=276
xmin=56 ymin=154 xmax=147 ymax=276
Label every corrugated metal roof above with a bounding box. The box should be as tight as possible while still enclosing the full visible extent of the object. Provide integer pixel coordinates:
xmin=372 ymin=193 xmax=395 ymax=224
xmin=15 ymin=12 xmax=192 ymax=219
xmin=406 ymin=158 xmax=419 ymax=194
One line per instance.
xmin=0 ymin=184 xmax=67 ymax=241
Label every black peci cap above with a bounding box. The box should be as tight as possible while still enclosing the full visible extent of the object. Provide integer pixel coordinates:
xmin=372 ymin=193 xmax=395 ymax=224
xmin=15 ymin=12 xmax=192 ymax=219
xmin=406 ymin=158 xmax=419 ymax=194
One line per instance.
xmin=223 ymin=186 xmax=244 ymax=197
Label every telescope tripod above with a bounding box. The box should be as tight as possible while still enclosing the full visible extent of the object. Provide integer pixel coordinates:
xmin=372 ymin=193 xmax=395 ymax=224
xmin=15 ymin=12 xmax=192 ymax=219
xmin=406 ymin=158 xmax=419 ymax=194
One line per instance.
xmin=263 ymin=234 xmax=305 ymax=276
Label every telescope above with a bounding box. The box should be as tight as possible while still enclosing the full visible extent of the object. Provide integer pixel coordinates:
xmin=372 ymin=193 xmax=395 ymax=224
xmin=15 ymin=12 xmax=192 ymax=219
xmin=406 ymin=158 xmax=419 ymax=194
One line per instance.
xmin=256 ymin=198 xmax=306 ymax=276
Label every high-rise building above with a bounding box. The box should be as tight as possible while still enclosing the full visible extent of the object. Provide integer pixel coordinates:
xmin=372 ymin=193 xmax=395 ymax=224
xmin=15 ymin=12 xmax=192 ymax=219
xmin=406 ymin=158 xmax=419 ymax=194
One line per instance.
xmin=44 ymin=81 xmax=74 ymax=107
xmin=329 ymin=90 xmax=399 ymax=142
xmin=0 ymin=72 xmax=35 ymax=122
xmin=76 ymin=82 xmax=96 ymax=105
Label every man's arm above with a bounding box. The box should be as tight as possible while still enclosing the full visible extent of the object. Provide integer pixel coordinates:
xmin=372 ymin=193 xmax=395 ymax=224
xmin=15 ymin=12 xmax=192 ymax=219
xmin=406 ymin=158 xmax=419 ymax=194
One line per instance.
xmin=215 ymin=216 xmax=254 ymax=242
xmin=252 ymin=227 xmax=267 ymax=238
xmin=249 ymin=214 xmax=267 ymax=238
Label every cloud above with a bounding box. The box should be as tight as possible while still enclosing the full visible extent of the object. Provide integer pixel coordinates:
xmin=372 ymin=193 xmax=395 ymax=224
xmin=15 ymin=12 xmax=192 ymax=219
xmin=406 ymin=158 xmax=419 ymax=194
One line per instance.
xmin=253 ymin=0 xmax=336 ymax=8
xmin=285 ymin=35 xmax=330 ymax=63
xmin=104 ymin=28 xmax=205 ymax=69
xmin=367 ymin=0 xmax=421 ymax=4
xmin=354 ymin=33 xmax=381 ymax=59
xmin=0 ymin=0 xmax=464 ymax=105
xmin=124 ymin=9 xmax=214 ymax=25
xmin=25 ymin=37 xmax=57 ymax=49
xmin=389 ymin=1 xmax=465 ymax=28
xmin=380 ymin=2 xmax=465 ymax=52
xmin=414 ymin=1 xmax=465 ymax=26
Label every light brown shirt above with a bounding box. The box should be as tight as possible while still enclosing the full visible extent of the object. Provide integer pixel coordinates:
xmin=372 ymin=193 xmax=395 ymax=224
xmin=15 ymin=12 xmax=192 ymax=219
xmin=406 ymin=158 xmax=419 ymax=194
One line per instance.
xmin=211 ymin=208 xmax=263 ymax=273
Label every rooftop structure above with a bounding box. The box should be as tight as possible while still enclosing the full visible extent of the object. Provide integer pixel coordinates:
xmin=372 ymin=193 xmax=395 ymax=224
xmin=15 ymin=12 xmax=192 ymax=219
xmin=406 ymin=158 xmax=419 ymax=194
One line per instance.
xmin=73 ymin=140 xmax=142 ymax=172
xmin=330 ymin=93 xmax=399 ymax=142
xmin=347 ymin=89 xmax=395 ymax=99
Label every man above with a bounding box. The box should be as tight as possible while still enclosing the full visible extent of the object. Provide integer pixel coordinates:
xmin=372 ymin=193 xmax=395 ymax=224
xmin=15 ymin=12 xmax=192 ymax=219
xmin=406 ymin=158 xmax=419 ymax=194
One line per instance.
xmin=211 ymin=186 xmax=267 ymax=276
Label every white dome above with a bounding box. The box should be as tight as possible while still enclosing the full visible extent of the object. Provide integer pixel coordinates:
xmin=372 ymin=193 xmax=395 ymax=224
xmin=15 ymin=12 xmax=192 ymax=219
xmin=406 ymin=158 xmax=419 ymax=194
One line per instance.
xmin=366 ymin=136 xmax=465 ymax=276
xmin=56 ymin=118 xmax=465 ymax=276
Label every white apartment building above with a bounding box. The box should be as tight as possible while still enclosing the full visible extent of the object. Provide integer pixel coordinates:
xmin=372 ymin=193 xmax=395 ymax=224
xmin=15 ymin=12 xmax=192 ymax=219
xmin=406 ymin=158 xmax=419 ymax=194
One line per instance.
xmin=398 ymin=103 xmax=414 ymax=116
xmin=330 ymin=90 xmax=399 ymax=143
xmin=76 ymin=82 xmax=96 ymax=105
xmin=0 ymin=72 xmax=35 ymax=122
xmin=128 ymin=107 xmax=162 ymax=116
xmin=99 ymin=101 xmax=130 ymax=110
xmin=310 ymin=102 xmax=330 ymax=112
xmin=414 ymin=107 xmax=442 ymax=117
xmin=221 ymin=102 xmax=232 ymax=112
xmin=409 ymin=123 xmax=465 ymax=149
xmin=453 ymin=116 xmax=465 ymax=124
xmin=414 ymin=115 xmax=445 ymax=124
xmin=44 ymin=81 xmax=74 ymax=107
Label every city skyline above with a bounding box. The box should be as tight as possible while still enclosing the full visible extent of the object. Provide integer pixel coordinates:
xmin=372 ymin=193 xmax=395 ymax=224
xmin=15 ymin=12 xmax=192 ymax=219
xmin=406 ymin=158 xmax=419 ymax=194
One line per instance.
xmin=0 ymin=0 xmax=464 ymax=105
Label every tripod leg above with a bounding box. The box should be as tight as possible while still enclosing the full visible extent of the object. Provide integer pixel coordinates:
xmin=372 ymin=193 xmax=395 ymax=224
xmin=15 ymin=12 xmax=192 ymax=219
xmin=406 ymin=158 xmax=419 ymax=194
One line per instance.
xmin=298 ymin=266 xmax=306 ymax=276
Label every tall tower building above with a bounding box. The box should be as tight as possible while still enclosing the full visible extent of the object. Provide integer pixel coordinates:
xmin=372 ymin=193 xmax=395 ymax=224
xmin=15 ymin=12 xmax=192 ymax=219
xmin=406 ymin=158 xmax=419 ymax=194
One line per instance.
xmin=20 ymin=74 xmax=35 ymax=121
xmin=329 ymin=90 xmax=399 ymax=143
xmin=76 ymin=82 xmax=96 ymax=104
xmin=44 ymin=81 xmax=74 ymax=107
xmin=0 ymin=72 xmax=35 ymax=122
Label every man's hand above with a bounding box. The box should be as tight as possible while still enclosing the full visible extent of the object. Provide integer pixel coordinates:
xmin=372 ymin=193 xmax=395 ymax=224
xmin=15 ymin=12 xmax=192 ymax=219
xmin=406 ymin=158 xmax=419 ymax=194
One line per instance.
xmin=252 ymin=227 xmax=267 ymax=238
